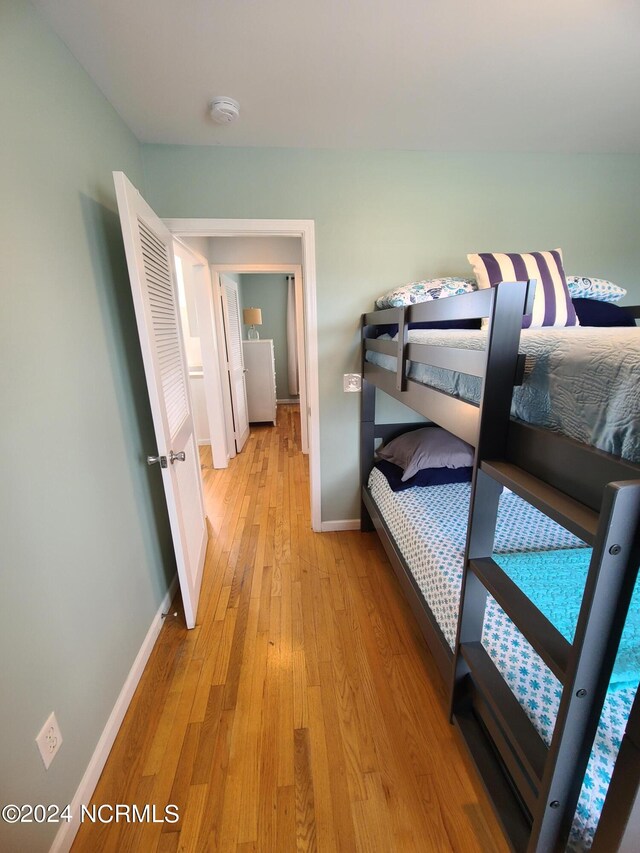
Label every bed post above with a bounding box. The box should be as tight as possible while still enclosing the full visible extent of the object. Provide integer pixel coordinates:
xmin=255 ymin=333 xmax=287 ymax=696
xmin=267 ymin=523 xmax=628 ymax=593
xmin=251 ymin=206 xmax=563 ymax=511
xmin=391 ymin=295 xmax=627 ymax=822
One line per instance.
xmin=361 ymin=312 xmax=376 ymax=532
xmin=361 ymin=377 xmax=376 ymax=532
xmin=527 ymin=481 xmax=640 ymax=852
xmin=450 ymin=280 xmax=533 ymax=714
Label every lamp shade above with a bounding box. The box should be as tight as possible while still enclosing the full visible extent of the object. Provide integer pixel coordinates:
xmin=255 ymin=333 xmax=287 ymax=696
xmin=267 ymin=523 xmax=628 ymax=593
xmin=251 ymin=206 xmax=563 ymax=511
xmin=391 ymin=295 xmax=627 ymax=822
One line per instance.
xmin=243 ymin=307 xmax=262 ymax=326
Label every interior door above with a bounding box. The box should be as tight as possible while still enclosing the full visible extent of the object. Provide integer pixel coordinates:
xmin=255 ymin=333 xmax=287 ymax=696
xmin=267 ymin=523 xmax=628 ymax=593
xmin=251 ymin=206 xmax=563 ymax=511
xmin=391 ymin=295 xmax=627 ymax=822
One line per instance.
xmin=220 ymin=275 xmax=250 ymax=453
xmin=173 ymin=240 xmax=229 ymax=469
xmin=113 ymin=171 xmax=207 ymax=629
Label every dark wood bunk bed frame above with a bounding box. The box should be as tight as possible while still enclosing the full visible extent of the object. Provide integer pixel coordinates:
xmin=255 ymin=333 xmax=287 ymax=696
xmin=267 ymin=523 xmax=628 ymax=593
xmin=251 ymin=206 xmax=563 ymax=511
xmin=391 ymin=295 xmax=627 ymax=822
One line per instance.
xmin=360 ymin=283 xmax=640 ymax=853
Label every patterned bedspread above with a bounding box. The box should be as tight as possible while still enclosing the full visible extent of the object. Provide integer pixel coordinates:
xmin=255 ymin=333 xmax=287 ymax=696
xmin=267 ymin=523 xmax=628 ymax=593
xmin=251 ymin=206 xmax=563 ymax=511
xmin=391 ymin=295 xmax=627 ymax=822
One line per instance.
xmin=368 ymin=468 xmax=638 ymax=851
xmin=366 ymin=327 xmax=640 ymax=462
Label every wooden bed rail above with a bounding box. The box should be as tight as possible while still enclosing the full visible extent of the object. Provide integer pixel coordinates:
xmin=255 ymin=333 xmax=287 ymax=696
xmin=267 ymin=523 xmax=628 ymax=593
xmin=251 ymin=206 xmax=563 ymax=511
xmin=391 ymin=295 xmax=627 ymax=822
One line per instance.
xmin=361 ymin=280 xmax=534 ymax=449
xmin=362 ymin=280 xmax=536 ymax=327
xmin=363 ymin=282 xmax=533 ymax=393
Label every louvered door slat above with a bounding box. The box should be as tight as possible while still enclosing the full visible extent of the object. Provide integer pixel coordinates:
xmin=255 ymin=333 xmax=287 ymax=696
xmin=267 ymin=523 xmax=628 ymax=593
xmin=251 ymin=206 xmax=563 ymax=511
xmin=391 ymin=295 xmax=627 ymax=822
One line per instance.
xmin=138 ymin=218 xmax=189 ymax=439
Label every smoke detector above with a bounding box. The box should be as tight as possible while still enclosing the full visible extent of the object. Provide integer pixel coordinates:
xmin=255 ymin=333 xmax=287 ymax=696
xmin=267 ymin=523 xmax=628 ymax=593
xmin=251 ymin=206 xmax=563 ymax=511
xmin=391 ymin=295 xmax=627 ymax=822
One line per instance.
xmin=209 ymin=97 xmax=240 ymax=124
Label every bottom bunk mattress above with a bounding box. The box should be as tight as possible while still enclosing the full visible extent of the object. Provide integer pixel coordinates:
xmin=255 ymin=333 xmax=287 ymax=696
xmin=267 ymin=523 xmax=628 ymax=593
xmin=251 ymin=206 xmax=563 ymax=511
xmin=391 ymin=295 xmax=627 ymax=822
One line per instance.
xmin=367 ymin=466 xmax=638 ymax=851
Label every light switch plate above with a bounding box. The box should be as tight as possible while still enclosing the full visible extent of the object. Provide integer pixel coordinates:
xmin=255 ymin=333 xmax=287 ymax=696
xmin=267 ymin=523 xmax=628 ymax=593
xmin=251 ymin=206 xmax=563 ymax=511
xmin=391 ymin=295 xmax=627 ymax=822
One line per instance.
xmin=343 ymin=373 xmax=362 ymax=392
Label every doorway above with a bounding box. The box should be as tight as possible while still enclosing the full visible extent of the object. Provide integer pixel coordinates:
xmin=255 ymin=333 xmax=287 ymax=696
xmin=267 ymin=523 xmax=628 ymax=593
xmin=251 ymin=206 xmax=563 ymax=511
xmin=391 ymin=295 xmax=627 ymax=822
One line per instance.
xmin=213 ymin=265 xmax=308 ymax=457
xmin=167 ymin=220 xmax=321 ymax=533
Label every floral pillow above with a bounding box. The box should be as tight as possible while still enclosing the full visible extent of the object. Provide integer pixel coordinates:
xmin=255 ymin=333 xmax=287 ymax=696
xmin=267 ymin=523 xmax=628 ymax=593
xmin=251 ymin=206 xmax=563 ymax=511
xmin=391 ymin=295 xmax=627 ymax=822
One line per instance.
xmin=566 ymin=276 xmax=627 ymax=304
xmin=375 ymin=277 xmax=477 ymax=309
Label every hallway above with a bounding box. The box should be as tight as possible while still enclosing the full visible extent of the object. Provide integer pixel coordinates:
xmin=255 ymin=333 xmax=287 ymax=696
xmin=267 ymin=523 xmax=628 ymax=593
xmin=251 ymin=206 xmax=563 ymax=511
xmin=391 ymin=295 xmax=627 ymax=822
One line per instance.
xmin=72 ymin=406 xmax=506 ymax=852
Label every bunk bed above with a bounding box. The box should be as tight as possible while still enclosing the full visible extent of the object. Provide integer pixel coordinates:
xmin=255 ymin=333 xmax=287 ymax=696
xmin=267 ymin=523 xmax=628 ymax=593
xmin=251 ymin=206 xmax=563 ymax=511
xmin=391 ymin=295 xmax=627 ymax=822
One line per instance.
xmin=360 ymin=282 xmax=640 ymax=852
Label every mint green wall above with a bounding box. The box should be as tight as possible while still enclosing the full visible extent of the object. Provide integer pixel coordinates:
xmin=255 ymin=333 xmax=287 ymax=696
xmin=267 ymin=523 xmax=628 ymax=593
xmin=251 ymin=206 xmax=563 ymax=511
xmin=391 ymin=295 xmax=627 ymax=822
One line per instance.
xmin=0 ymin=3 xmax=173 ymax=850
xmin=142 ymin=145 xmax=640 ymax=522
xmin=241 ymin=275 xmax=293 ymax=400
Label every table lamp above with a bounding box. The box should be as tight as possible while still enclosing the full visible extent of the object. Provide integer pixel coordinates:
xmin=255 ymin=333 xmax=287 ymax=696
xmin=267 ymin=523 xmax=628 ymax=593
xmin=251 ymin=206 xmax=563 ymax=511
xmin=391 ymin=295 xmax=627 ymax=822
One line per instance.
xmin=243 ymin=307 xmax=262 ymax=340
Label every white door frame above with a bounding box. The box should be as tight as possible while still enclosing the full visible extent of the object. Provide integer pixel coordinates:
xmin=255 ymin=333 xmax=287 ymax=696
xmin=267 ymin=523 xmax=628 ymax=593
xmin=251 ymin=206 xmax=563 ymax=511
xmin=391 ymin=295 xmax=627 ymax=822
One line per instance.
xmin=219 ymin=272 xmax=251 ymax=453
xmin=217 ymin=273 xmax=241 ymax=461
xmin=173 ymin=237 xmax=229 ymax=468
xmin=164 ymin=219 xmax=321 ymax=533
xmin=213 ymin=264 xmax=308 ymax=456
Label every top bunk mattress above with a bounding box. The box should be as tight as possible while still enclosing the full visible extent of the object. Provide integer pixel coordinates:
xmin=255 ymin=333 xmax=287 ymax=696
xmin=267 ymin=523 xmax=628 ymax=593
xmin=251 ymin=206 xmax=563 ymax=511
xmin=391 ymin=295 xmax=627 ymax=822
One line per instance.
xmin=365 ymin=326 xmax=640 ymax=462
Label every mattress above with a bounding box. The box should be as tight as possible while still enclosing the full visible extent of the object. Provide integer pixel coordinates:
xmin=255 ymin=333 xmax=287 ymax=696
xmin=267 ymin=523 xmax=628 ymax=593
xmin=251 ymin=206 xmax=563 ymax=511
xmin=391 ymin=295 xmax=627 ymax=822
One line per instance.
xmin=365 ymin=326 xmax=640 ymax=462
xmin=368 ymin=467 xmax=638 ymax=851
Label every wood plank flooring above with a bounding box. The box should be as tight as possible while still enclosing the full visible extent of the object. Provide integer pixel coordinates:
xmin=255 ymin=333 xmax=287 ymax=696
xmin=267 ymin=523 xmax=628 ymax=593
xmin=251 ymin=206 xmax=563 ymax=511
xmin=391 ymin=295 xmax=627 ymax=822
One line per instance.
xmin=72 ymin=405 xmax=508 ymax=852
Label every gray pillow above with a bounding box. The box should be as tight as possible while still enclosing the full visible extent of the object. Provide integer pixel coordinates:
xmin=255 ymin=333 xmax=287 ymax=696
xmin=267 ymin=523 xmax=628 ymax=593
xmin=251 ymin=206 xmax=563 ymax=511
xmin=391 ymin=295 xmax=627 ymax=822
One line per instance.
xmin=377 ymin=427 xmax=475 ymax=482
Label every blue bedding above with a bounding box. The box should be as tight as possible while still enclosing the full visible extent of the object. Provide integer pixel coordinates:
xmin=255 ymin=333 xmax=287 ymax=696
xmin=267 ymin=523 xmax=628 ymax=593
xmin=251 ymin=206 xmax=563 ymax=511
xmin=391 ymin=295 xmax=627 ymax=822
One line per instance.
xmin=368 ymin=468 xmax=638 ymax=850
xmin=366 ymin=326 xmax=640 ymax=462
xmin=496 ymin=549 xmax=640 ymax=689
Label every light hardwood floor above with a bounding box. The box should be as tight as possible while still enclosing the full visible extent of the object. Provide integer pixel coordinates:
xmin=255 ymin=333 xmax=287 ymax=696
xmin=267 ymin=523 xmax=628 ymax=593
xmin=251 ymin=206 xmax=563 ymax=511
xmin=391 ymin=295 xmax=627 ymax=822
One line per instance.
xmin=72 ymin=405 xmax=508 ymax=852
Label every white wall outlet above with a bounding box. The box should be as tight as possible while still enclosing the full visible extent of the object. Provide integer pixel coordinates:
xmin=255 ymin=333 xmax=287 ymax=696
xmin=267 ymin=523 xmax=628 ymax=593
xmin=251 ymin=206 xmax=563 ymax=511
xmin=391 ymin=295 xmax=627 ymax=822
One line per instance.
xmin=343 ymin=373 xmax=362 ymax=392
xmin=36 ymin=712 xmax=63 ymax=769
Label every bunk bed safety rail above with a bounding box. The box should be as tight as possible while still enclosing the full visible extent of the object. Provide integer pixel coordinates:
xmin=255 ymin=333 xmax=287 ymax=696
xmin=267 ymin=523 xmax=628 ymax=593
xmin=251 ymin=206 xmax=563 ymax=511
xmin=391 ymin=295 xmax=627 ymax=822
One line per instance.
xmin=361 ymin=281 xmax=535 ymax=449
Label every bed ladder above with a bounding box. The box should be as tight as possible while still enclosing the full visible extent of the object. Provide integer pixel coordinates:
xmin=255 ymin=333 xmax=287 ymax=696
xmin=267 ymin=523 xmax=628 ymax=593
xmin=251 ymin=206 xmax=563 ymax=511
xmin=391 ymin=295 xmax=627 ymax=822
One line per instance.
xmin=451 ymin=462 xmax=640 ymax=852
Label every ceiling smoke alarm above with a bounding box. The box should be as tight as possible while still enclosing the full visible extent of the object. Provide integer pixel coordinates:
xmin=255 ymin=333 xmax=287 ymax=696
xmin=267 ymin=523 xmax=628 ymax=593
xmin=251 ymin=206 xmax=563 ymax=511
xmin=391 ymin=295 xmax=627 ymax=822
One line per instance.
xmin=209 ymin=97 xmax=240 ymax=124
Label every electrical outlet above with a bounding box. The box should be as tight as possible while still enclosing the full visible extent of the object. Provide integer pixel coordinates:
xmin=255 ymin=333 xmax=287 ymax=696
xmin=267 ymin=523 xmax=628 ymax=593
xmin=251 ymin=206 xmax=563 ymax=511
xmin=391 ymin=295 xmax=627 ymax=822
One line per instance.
xmin=36 ymin=712 xmax=63 ymax=770
xmin=343 ymin=373 xmax=362 ymax=392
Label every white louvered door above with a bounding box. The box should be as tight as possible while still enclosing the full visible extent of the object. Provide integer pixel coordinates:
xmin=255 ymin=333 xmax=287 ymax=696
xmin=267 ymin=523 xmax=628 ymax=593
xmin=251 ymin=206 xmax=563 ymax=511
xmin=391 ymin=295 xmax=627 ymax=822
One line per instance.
xmin=113 ymin=172 xmax=207 ymax=629
xmin=220 ymin=275 xmax=250 ymax=452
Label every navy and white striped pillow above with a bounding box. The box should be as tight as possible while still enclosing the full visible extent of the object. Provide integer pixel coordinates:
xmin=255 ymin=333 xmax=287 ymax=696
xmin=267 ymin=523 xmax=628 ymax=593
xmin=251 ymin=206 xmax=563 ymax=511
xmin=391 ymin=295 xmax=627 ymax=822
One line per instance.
xmin=468 ymin=249 xmax=579 ymax=329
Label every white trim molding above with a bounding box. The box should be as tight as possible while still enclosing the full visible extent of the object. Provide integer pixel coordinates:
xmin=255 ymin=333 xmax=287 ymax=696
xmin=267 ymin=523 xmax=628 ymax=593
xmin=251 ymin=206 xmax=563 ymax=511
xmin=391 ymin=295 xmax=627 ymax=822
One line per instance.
xmin=51 ymin=576 xmax=178 ymax=853
xmin=164 ymin=219 xmax=322 ymax=533
xmin=320 ymin=519 xmax=361 ymax=532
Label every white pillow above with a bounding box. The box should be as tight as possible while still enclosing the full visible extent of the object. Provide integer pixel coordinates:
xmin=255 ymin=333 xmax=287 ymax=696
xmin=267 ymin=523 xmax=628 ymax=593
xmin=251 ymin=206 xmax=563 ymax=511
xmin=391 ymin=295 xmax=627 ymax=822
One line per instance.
xmin=566 ymin=276 xmax=627 ymax=304
xmin=375 ymin=278 xmax=477 ymax=309
xmin=377 ymin=427 xmax=474 ymax=482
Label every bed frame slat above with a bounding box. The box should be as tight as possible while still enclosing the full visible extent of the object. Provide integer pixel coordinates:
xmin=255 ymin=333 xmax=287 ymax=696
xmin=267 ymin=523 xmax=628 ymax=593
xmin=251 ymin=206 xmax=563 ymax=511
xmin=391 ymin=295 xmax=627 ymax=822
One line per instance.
xmin=507 ymin=422 xmax=640 ymax=513
xmin=406 ymin=342 xmax=486 ymax=377
xmin=364 ymin=338 xmax=397 ymax=356
xmin=461 ymin=642 xmax=548 ymax=789
xmin=471 ymin=688 xmax=539 ymax=816
xmin=481 ymin=460 xmax=599 ymax=544
xmin=365 ymin=363 xmax=479 ymax=446
xmin=468 ymin=558 xmax=571 ymax=681
xmin=453 ymin=706 xmax=531 ymax=853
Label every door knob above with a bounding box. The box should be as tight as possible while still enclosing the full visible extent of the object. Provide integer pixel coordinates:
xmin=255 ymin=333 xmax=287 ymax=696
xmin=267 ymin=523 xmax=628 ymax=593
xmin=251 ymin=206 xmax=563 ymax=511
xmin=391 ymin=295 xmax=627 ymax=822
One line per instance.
xmin=147 ymin=454 xmax=167 ymax=468
xmin=170 ymin=450 xmax=186 ymax=464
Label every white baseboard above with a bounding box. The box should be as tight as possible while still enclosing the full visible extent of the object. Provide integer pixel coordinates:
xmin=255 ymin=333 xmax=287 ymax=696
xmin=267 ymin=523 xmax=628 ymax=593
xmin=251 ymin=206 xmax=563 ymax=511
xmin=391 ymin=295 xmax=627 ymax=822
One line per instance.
xmin=320 ymin=519 xmax=360 ymax=532
xmin=50 ymin=575 xmax=179 ymax=853
xmin=276 ymin=398 xmax=300 ymax=405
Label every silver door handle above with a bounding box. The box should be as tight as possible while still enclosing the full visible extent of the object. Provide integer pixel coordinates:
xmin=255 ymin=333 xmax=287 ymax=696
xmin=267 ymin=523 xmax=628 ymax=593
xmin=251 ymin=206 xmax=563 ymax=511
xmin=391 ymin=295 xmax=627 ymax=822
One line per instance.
xmin=147 ymin=454 xmax=167 ymax=468
xmin=169 ymin=450 xmax=186 ymax=464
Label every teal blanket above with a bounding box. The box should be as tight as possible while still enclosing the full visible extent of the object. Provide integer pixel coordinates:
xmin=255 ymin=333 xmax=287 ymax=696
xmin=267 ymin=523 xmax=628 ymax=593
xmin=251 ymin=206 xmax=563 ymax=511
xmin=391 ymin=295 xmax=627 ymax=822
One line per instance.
xmin=496 ymin=548 xmax=640 ymax=688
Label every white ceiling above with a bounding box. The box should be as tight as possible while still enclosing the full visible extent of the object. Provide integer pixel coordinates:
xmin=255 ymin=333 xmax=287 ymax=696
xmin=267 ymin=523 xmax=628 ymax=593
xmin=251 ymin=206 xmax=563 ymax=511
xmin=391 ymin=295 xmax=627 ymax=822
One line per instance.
xmin=35 ymin=0 xmax=640 ymax=152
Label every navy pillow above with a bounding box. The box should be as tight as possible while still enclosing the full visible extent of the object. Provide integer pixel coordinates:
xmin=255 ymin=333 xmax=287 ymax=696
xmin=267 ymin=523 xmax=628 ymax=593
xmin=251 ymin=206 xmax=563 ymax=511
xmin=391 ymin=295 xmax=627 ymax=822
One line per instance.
xmin=572 ymin=298 xmax=635 ymax=327
xmin=373 ymin=317 xmax=482 ymax=338
xmin=374 ymin=459 xmax=473 ymax=492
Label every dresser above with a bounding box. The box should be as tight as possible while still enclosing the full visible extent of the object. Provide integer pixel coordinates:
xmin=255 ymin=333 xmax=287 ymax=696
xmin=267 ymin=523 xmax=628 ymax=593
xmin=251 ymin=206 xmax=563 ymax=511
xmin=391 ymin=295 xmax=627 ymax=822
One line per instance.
xmin=242 ymin=340 xmax=277 ymax=425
